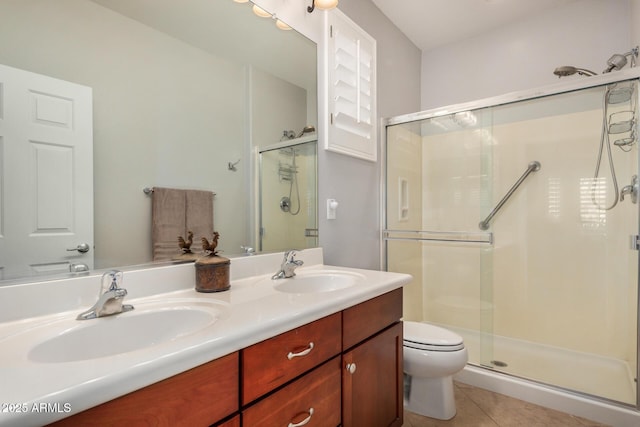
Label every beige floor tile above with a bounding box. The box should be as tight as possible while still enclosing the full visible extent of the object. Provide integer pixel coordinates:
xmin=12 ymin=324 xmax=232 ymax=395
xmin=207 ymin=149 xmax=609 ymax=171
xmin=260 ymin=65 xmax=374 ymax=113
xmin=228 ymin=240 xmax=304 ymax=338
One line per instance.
xmin=403 ymin=383 xmax=498 ymax=427
xmin=459 ymin=383 xmax=610 ymax=427
xmin=402 ymin=382 xmax=609 ymax=427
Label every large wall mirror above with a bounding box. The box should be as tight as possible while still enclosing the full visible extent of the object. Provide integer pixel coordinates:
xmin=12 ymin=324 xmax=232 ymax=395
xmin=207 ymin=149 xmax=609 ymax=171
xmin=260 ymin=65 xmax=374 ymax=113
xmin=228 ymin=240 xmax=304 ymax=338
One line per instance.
xmin=0 ymin=0 xmax=317 ymax=285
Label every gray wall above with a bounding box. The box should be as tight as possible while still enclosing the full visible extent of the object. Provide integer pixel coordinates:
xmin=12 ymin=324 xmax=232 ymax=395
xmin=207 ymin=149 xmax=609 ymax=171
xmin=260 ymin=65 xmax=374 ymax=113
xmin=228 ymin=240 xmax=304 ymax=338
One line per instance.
xmin=318 ymin=0 xmax=422 ymax=269
xmin=421 ymin=0 xmax=638 ymax=109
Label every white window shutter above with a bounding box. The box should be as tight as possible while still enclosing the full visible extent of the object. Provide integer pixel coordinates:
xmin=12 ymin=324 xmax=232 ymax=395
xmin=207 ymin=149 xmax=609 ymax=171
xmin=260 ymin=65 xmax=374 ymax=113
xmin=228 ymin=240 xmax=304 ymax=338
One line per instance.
xmin=326 ymin=10 xmax=377 ymax=161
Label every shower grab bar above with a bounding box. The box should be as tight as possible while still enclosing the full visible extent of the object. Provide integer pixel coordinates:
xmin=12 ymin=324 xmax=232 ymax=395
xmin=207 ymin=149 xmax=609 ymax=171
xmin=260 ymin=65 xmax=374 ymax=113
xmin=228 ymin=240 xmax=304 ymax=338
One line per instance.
xmin=383 ymin=230 xmax=493 ymax=245
xmin=478 ymin=161 xmax=541 ymax=231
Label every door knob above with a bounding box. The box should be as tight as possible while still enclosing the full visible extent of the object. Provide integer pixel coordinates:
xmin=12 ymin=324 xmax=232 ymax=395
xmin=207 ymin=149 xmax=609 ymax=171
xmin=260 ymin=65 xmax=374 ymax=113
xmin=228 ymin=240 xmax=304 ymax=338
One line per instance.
xmin=67 ymin=243 xmax=90 ymax=253
xmin=346 ymin=362 xmax=357 ymax=374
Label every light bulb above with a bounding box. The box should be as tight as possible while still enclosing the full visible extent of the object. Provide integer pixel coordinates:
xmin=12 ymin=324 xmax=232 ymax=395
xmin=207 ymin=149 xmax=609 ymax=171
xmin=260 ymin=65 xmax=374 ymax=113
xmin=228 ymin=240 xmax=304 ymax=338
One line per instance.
xmin=314 ymin=0 xmax=338 ymax=10
xmin=276 ymin=20 xmax=292 ymax=31
xmin=252 ymin=5 xmax=271 ymax=18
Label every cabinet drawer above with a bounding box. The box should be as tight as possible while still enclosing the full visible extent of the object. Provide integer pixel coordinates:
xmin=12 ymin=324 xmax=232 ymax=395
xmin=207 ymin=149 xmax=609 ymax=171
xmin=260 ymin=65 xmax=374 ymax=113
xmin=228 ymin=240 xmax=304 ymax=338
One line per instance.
xmin=343 ymin=288 xmax=402 ymax=350
xmin=242 ymin=312 xmax=342 ymax=404
xmin=243 ymin=356 xmax=341 ymax=427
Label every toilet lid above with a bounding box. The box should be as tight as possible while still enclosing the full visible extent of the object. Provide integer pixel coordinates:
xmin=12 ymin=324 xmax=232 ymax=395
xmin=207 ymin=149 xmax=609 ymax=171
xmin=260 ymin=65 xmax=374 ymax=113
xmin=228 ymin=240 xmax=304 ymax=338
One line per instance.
xmin=403 ymin=321 xmax=464 ymax=351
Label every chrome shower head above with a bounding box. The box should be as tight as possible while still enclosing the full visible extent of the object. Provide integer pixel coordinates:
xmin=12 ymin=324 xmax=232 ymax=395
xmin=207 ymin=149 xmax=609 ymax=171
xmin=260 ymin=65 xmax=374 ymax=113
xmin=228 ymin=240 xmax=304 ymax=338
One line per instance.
xmin=604 ymin=54 xmax=628 ymax=73
xmin=603 ymin=47 xmax=639 ymax=73
xmin=553 ymin=66 xmax=597 ymax=77
xmin=554 ymin=47 xmax=639 ymax=77
xmin=296 ymin=125 xmax=316 ymax=137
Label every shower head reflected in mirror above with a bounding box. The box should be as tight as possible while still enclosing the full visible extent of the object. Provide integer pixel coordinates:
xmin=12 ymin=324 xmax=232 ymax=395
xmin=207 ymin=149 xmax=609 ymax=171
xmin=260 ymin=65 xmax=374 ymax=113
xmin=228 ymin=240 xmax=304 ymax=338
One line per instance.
xmin=553 ymin=66 xmax=597 ymax=78
xmin=297 ymin=125 xmax=316 ymax=137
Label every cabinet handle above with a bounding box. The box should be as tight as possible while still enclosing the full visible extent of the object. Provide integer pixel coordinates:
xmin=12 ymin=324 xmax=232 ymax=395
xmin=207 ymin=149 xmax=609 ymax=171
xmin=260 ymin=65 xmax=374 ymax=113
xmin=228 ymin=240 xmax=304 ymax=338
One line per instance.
xmin=287 ymin=342 xmax=314 ymax=360
xmin=288 ymin=408 xmax=314 ymax=427
xmin=346 ymin=362 xmax=357 ymax=374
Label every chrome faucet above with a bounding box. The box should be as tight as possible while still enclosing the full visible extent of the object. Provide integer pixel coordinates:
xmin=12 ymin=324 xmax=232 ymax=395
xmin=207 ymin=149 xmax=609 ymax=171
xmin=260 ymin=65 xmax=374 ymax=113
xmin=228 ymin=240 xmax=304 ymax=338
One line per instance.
xmin=272 ymin=250 xmax=304 ymax=279
xmin=241 ymin=245 xmax=256 ymax=256
xmin=77 ymin=270 xmax=134 ymax=320
xmin=620 ymin=175 xmax=638 ymax=203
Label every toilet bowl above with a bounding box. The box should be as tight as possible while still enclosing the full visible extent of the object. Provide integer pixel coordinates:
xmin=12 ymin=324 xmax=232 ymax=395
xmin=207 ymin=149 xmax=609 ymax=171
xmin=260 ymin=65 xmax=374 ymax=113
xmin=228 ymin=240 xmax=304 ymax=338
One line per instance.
xmin=403 ymin=321 xmax=468 ymax=420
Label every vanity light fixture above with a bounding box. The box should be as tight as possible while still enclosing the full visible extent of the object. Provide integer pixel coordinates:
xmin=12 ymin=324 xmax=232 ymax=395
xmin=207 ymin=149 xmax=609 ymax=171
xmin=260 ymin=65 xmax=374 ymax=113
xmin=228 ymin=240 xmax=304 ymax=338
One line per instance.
xmin=238 ymin=2 xmax=290 ymax=31
xmin=252 ymin=4 xmax=271 ymax=17
xmin=307 ymin=0 xmax=338 ymax=13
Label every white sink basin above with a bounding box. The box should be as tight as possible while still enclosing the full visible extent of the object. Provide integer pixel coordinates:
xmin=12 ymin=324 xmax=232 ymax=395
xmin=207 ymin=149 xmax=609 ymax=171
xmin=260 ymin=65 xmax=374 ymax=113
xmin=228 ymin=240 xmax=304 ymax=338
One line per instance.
xmin=26 ymin=300 xmax=227 ymax=363
xmin=272 ymin=270 xmax=364 ymax=293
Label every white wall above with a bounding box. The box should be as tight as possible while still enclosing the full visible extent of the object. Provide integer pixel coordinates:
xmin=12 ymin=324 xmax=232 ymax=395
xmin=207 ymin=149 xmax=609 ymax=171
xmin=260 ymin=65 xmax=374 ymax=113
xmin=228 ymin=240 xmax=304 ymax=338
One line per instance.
xmin=422 ymin=0 xmax=637 ymax=110
xmin=250 ymin=67 xmax=310 ymax=150
xmin=633 ymin=0 xmax=640 ymax=46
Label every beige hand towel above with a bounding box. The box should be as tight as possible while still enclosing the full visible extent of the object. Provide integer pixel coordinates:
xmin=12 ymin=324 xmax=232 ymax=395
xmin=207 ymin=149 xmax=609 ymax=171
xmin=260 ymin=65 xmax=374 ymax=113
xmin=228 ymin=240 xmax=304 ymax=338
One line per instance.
xmin=152 ymin=187 xmax=214 ymax=261
xmin=186 ymin=189 xmax=214 ymax=254
xmin=152 ymin=187 xmax=187 ymax=261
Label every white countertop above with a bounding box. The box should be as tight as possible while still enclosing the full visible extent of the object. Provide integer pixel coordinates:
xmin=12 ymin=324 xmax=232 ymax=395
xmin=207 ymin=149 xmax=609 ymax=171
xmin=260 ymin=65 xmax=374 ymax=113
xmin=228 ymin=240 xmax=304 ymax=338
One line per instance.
xmin=0 ymin=248 xmax=411 ymax=426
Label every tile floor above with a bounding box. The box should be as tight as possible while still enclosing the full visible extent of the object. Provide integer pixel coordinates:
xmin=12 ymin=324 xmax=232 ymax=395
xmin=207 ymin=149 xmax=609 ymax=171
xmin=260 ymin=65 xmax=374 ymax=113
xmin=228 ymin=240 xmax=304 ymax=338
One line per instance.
xmin=403 ymin=382 xmax=610 ymax=427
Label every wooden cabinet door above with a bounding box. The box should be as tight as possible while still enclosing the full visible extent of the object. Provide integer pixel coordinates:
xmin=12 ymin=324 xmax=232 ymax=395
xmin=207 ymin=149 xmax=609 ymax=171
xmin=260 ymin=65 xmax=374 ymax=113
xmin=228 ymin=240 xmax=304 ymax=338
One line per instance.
xmin=342 ymin=322 xmax=403 ymax=427
xmin=49 ymin=353 xmax=239 ymax=427
xmin=215 ymin=414 xmax=240 ymax=427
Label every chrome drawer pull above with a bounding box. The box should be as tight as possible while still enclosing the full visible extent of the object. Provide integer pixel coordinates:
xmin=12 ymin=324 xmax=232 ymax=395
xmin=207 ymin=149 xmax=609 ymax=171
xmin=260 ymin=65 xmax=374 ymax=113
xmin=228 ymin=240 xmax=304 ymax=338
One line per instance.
xmin=288 ymin=408 xmax=314 ymax=427
xmin=287 ymin=342 xmax=314 ymax=360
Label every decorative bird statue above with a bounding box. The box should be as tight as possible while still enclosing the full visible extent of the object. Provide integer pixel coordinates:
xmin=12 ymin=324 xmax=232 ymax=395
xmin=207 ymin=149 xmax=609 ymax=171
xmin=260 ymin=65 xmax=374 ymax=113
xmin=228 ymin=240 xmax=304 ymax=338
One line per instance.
xmin=178 ymin=231 xmax=194 ymax=253
xmin=201 ymin=232 xmax=220 ymax=256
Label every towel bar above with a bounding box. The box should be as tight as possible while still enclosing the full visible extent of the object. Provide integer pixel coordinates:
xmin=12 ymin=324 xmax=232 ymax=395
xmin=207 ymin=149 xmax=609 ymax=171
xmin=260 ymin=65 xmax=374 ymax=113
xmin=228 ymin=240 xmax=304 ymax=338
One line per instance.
xmin=143 ymin=187 xmax=216 ymax=196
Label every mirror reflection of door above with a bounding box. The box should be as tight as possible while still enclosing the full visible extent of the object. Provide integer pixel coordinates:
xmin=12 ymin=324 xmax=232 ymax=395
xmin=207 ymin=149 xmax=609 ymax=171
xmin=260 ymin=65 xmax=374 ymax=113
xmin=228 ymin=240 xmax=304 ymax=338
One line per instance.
xmin=259 ymin=138 xmax=317 ymax=252
xmin=0 ymin=64 xmax=93 ymax=280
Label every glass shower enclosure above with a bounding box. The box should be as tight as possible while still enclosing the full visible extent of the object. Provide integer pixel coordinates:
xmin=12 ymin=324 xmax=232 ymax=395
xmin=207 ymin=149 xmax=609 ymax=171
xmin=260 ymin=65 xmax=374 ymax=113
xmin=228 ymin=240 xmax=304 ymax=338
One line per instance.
xmin=383 ymin=71 xmax=640 ymax=407
xmin=258 ymin=137 xmax=318 ymax=252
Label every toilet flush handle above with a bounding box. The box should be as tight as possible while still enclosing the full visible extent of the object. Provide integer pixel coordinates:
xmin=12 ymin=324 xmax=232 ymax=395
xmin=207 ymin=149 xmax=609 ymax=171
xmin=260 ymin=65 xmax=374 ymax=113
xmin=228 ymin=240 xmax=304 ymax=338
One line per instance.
xmin=346 ymin=362 xmax=357 ymax=374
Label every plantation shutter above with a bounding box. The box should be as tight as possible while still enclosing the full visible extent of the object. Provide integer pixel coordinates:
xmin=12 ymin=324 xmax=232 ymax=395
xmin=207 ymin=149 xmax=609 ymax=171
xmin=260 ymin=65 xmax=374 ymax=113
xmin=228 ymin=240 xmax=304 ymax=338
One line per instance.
xmin=327 ymin=10 xmax=377 ymax=161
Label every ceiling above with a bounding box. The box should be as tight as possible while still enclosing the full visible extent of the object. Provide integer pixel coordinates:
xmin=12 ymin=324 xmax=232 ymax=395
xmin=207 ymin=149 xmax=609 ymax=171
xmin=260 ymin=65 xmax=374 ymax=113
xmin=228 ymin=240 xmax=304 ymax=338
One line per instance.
xmin=371 ymin=0 xmax=580 ymax=52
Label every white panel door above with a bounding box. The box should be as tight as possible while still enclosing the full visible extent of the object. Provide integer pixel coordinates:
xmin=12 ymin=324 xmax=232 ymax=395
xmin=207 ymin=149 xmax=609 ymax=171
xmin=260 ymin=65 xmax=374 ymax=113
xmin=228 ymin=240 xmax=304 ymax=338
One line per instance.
xmin=0 ymin=64 xmax=93 ymax=280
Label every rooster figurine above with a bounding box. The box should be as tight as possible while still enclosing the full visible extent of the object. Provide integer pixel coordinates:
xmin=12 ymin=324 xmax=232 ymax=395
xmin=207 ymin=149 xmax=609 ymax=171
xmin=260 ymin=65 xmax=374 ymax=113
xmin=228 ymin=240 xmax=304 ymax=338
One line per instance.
xmin=201 ymin=232 xmax=220 ymax=256
xmin=178 ymin=231 xmax=194 ymax=253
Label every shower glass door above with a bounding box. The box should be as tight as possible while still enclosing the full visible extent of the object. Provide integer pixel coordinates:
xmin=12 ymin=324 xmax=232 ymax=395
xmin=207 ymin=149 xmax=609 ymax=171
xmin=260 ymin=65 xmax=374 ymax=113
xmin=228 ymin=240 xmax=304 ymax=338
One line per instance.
xmin=384 ymin=78 xmax=639 ymax=406
xmin=259 ymin=139 xmax=318 ymax=252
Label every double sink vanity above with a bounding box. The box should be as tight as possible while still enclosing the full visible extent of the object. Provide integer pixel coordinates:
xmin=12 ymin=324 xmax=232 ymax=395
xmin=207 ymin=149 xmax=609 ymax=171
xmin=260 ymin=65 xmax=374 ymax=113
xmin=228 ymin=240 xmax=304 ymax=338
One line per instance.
xmin=0 ymin=248 xmax=411 ymax=426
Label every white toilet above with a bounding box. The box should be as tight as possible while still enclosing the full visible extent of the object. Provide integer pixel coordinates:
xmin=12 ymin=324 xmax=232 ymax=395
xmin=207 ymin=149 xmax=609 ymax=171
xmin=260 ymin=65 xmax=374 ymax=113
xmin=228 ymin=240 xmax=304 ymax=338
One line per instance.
xmin=403 ymin=321 xmax=468 ymax=420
